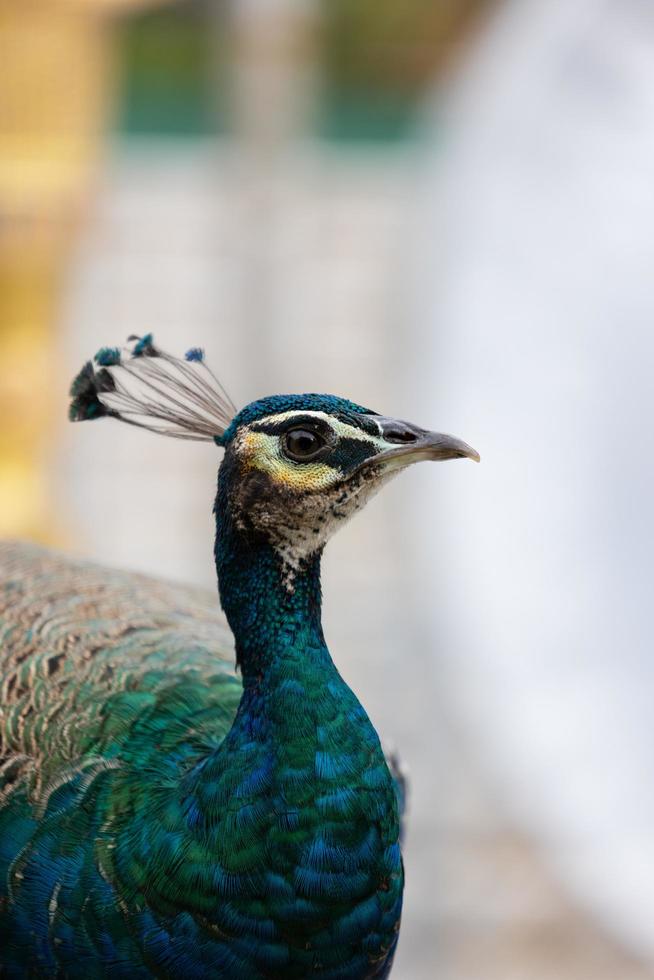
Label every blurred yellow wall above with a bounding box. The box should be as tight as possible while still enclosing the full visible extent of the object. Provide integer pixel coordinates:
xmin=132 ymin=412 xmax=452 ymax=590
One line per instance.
xmin=0 ymin=1 xmax=168 ymax=541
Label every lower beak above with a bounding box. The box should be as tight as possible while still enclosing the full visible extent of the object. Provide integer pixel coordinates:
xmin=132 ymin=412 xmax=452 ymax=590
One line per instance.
xmin=370 ymin=417 xmax=480 ymax=473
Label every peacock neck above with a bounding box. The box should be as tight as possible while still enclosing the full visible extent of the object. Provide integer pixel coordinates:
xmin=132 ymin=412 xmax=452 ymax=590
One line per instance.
xmin=119 ymin=500 xmax=404 ymax=974
xmin=214 ymin=510 xmax=331 ymax=687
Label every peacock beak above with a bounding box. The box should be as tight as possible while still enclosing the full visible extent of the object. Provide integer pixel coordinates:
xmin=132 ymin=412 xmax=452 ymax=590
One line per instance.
xmin=369 ymin=416 xmax=480 ymax=473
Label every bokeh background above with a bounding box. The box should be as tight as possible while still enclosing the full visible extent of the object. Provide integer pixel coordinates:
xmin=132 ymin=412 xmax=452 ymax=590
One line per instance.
xmin=2 ymin=1 xmax=654 ymax=977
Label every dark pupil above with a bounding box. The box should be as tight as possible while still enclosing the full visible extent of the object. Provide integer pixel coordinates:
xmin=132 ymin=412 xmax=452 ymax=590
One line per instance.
xmin=285 ymin=429 xmax=321 ymax=459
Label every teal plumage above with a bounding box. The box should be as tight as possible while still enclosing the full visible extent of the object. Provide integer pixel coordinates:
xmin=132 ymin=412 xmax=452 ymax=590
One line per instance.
xmin=1 ymin=338 xmax=478 ymax=977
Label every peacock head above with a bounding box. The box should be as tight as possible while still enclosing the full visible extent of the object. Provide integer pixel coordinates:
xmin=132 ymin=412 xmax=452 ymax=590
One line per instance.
xmin=217 ymin=392 xmax=478 ymax=571
xmin=70 ymin=336 xmax=478 ymax=574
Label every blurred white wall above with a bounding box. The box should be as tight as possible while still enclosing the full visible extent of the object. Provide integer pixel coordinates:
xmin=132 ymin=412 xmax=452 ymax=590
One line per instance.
xmin=414 ymin=0 xmax=654 ymax=961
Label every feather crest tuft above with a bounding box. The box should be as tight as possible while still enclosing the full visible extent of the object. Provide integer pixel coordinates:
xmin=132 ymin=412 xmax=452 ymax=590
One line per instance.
xmin=94 ymin=347 xmax=122 ymax=367
xmin=69 ymin=362 xmax=115 ymax=421
xmin=130 ymin=333 xmax=157 ymax=358
xmin=185 ymin=347 xmax=205 ymax=363
xmin=68 ymin=336 xmax=237 ymax=441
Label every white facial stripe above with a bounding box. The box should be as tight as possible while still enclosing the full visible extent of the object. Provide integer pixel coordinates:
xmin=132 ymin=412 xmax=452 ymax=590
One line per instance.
xmin=251 ymin=410 xmax=387 ymax=449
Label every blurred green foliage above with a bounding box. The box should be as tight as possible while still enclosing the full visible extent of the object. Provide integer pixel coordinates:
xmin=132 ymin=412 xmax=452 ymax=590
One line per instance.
xmin=115 ymin=0 xmax=486 ymax=142
xmin=116 ymin=2 xmax=227 ymax=137
xmin=319 ymin=0 xmax=486 ymax=140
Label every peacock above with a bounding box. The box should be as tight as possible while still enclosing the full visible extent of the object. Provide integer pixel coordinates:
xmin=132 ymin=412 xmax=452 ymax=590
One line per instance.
xmin=0 ymin=335 xmax=478 ymax=978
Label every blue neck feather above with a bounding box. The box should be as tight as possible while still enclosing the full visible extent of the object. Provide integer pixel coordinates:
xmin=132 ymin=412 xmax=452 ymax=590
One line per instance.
xmin=152 ymin=464 xmax=405 ymax=976
xmin=214 ymin=510 xmax=327 ymax=685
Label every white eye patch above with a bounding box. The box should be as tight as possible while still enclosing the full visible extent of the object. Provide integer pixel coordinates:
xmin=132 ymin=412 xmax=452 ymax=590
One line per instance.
xmin=251 ymin=410 xmax=387 ymax=449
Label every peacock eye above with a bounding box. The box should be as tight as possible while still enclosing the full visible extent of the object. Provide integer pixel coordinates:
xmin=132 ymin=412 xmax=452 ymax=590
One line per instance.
xmin=282 ymin=428 xmax=327 ymax=462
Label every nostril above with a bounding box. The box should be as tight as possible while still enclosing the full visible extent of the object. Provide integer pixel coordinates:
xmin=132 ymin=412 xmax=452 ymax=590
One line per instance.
xmin=384 ymin=427 xmax=418 ymax=445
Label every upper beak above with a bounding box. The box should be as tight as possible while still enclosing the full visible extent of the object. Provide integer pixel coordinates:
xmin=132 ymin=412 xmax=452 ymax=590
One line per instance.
xmin=369 ymin=416 xmax=480 ymax=472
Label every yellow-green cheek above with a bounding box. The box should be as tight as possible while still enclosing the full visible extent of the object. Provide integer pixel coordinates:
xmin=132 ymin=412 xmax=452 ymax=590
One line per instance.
xmin=242 ymin=432 xmax=339 ymax=491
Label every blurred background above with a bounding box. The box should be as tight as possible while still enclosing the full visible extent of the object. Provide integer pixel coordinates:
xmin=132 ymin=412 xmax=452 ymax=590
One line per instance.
xmin=2 ymin=0 xmax=654 ymax=977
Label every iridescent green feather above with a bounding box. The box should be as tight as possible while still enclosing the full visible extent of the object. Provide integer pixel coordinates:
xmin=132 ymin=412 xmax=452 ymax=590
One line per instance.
xmin=0 ymin=540 xmax=403 ymax=978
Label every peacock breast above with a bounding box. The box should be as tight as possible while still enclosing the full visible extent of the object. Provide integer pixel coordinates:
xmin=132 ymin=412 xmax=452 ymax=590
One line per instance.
xmin=118 ymin=666 xmax=404 ymax=978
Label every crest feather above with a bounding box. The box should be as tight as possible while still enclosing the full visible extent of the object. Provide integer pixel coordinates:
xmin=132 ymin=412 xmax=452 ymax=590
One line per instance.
xmin=69 ymin=335 xmax=237 ymax=442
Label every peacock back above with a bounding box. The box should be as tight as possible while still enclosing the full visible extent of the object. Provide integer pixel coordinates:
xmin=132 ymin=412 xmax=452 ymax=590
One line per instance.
xmin=0 ymin=540 xmax=242 ymax=976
